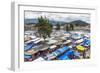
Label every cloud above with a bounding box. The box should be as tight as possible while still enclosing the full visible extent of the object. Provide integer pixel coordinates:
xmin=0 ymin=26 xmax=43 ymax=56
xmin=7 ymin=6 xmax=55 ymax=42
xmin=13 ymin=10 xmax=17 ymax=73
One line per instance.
xmin=25 ymin=11 xmax=90 ymax=23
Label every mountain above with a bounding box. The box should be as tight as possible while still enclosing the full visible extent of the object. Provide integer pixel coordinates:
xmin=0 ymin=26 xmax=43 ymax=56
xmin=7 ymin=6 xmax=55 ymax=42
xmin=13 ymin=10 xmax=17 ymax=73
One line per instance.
xmin=24 ymin=19 xmax=90 ymax=26
xmin=69 ymin=20 xmax=90 ymax=26
xmin=24 ymin=18 xmax=67 ymax=25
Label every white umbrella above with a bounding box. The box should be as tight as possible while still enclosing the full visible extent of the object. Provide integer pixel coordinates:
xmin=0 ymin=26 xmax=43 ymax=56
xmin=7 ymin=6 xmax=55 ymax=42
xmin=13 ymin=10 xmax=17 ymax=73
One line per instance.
xmin=47 ymin=40 xmax=58 ymax=45
xmin=49 ymin=45 xmax=57 ymax=50
xmin=75 ymin=39 xmax=83 ymax=44
xmin=63 ymin=40 xmax=72 ymax=44
xmin=34 ymin=57 xmax=45 ymax=62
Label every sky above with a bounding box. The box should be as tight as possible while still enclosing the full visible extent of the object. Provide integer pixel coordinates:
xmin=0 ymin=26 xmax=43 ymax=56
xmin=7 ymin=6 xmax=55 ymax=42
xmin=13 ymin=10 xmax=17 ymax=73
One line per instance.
xmin=25 ymin=11 xmax=90 ymax=23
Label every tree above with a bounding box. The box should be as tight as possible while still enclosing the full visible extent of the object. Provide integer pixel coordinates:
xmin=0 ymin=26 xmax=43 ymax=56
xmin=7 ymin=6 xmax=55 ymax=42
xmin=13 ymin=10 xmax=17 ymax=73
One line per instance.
xmin=70 ymin=24 xmax=74 ymax=30
xmin=66 ymin=24 xmax=69 ymax=31
xmin=65 ymin=24 xmax=74 ymax=31
xmin=56 ymin=22 xmax=60 ymax=30
xmin=36 ymin=16 xmax=52 ymax=39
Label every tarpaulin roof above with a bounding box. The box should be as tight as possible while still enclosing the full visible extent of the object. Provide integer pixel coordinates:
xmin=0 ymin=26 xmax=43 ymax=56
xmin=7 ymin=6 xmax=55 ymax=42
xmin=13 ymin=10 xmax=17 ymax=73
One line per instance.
xmin=57 ymin=46 xmax=69 ymax=53
xmin=57 ymin=50 xmax=74 ymax=60
xmin=76 ymin=45 xmax=87 ymax=51
xmin=24 ymin=43 xmax=34 ymax=51
xmin=24 ymin=55 xmax=32 ymax=59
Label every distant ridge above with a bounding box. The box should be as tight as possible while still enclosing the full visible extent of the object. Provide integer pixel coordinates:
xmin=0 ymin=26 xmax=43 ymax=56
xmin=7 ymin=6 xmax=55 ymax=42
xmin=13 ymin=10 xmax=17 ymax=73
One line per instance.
xmin=24 ymin=18 xmax=90 ymax=26
xmin=70 ymin=20 xmax=90 ymax=26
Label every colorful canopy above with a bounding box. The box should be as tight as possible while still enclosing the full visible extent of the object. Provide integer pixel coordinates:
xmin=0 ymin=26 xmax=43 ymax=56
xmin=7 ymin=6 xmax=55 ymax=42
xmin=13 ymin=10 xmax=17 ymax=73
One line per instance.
xmin=24 ymin=43 xmax=34 ymax=51
xmin=57 ymin=46 xmax=69 ymax=53
xmin=58 ymin=55 xmax=70 ymax=60
xmin=76 ymin=45 xmax=87 ymax=51
xmin=57 ymin=50 xmax=74 ymax=60
xmin=46 ymin=46 xmax=69 ymax=60
xmin=82 ymin=39 xmax=90 ymax=46
xmin=24 ymin=55 xmax=32 ymax=59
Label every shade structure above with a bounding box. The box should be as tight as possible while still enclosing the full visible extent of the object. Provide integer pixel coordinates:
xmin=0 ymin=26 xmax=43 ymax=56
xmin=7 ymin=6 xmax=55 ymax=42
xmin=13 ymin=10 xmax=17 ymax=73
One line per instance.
xmin=57 ymin=50 xmax=74 ymax=60
xmin=84 ymin=34 xmax=90 ymax=38
xmin=47 ymin=40 xmax=57 ymax=45
xmin=24 ymin=55 xmax=32 ymax=59
xmin=63 ymin=40 xmax=72 ymax=45
xmin=34 ymin=38 xmax=44 ymax=44
xmin=25 ymin=40 xmax=33 ymax=44
xmin=31 ymin=44 xmax=49 ymax=51
xmin=60 ymin=37 xmax=66 ymax=40
xmin=34 ymin=39 xmax=41 ymax=44
xmin=63 ymin=33 xmax=71 ymax=38
xmin=74 ymin=51 xmax=80 ymax=57
xmin=34 ymin=57 xmax=45 ymax=62
xmin=58 ymin=55 xmax=70 ymax=60
xmin=72 ymin=34 xmax=81 ymax=40
xmin=25 ymin=38 xmax=39 ymax=45
xmin=32 ymin=44 xmax=41 ymax=49
xmin=30 ymin=35 xmax=36 ymax=39
xmin=46 ymin=48 xmax=63 ymax=60
xmin=24 ymin=35 xmax=31 ymax=41
xmin=40 ymin=45 xmax=49 ymax=51
xmin=65 ymin=50 xmax=74 ymax=56
xmin=49 ymin=45 xmax=57 ymax=50
xmin=75 ymin=38 xmax=83 ymax=44
xmin=46 ymin=53 xmax=56 ymax=60
xmin=25 ymin=49 xmax=39 ymax=55
xmin=32 ymin=38 xmax=40 ymax=42
xmin=57 ymin=46 xmax=69 ymax=53
xmin=52 ymin=50 xmax=61 ymax=56
xmin=46 ymin=46 xmax=69 ymax=60
xmin=76 ymin=45 xmax=87 ymax=51
xmin=24 ymin=43 xmax=34 ymax=51
xmin=45 ymin=37 xmax=54 ymax=41
xmin=82 ymin=39 xmax=90 ymax=46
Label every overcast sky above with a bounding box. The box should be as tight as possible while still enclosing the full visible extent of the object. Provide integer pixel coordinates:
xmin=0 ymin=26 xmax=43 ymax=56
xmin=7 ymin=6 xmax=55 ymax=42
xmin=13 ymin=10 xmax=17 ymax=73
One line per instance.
xmin=25 ymin=11 xmax=90 ymax=23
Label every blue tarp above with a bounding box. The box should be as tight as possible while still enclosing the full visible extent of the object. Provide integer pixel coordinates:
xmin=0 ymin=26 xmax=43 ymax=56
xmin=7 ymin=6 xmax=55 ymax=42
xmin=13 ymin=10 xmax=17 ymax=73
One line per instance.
xmin=24 ymin=42 xmax=34 ymax=51
xmin=57 ymin=50 xmax=74 ymax=60
xmin=24 ymin=55 xmax=32 ymax=59
xmin=52 ymin=51 xmax=61 ymax=56
xmin=74 ymin=52 xmax=80 ymax=57
xmin=27 ymin=41 xmax=33 ymax=45
xmin=65 ymin=50 xmax=74 ymax=56
xmin=58 ymin=55 xmax=70 ymax=60
xmin=82 ymin=39 xmax=90 ymax=46
xmin=57 ymin=46 xmax=69 ymax=53
xmin=50 ymin=46 xmax=69 ymax=57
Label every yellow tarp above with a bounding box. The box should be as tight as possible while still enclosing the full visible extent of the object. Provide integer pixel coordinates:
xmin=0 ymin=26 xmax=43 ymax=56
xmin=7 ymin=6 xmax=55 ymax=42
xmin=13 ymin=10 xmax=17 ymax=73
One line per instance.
xmin=76 ymin=45 xmax=86 ymax=51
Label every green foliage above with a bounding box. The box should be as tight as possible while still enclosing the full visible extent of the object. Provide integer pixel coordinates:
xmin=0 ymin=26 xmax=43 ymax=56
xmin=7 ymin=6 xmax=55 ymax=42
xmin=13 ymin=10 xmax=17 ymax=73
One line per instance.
xmin=66 ymin=24 xmax=69 ymax=31
xmin=70 ymin=24 xmax=74 ymax=30
xmin=56 ymin=22 xmax=60 ymax=30
xmin=66 ymin=24 xmax=74 ymax=31
xmin=36 ymin=16 xmax=52 ymax=39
